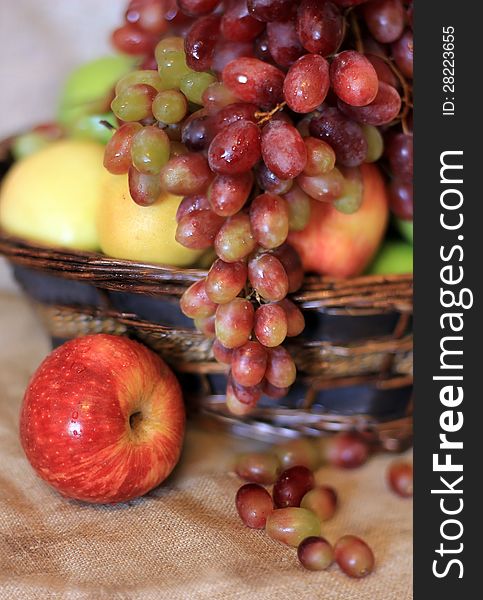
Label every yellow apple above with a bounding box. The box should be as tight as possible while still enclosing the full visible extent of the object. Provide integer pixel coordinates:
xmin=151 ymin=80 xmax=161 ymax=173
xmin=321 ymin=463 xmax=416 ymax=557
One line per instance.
xmin=97 ymin=173 xmax=205 ymax=267
xmin=0 ymin=140 xmax=107 ymax=250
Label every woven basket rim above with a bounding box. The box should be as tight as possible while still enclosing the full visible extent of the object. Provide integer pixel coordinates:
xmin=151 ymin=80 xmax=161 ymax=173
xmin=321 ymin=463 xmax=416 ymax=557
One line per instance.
xmin=0 ymin=231 xmax=413 ymax=313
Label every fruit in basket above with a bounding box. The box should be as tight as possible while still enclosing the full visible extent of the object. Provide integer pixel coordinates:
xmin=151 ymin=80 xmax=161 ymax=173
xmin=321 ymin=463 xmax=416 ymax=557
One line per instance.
xmin=368 ymin=240 xmax=413 ymax=274
xmin=395 ymin=217 xmax=413 ymax=244
xmin=19 ymin=334 xmax=185 ymax=504
xmin=97 ymin=173 xmax=205 ymax=266
xmin=0 ymin=140 xmax=106 ymax=251
xmin=98 ymin=0 xmax=413 ymax=415
xmin=57 ymin=55 xmax=136 ymax=130
xmin=289 ymin=164 xmax=389 ymax=277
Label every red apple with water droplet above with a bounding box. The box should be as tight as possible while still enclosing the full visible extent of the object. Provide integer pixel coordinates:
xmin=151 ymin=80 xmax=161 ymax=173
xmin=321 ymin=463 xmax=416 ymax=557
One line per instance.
xmin=20 ymin=334 xmax=185 ymax=503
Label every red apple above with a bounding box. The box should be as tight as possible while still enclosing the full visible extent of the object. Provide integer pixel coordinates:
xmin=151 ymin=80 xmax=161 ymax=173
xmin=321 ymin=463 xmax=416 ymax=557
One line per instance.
xmin=289 ymin=163 xmax=389 ymax=277
xmin=20 ymin=334 xmax=185 ymax=504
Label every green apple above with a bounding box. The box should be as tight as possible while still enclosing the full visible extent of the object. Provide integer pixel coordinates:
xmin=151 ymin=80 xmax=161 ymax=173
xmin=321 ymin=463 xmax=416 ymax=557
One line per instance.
xmin=68 ymin=112 xmax=117 ymax=144
xmin=57 ymin=55 xmax=136 ymax=128
xmin=0 ymin=140 xmax=107 ymax=251
xmin=395 ymin=217 xmax=413 ymax=244
xmin=367 ymin=241 xmax=413 ymax=275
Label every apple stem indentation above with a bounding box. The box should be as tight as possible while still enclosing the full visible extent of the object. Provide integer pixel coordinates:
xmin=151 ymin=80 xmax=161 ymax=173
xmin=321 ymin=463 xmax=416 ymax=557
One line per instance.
xmin=129 ymin=411 xmax=143 ymax=432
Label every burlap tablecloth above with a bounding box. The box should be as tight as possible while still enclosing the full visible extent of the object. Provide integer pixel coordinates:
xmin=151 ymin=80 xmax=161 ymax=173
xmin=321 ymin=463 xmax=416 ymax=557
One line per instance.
xmin=0 ymin=291 xmax=413 ymax=599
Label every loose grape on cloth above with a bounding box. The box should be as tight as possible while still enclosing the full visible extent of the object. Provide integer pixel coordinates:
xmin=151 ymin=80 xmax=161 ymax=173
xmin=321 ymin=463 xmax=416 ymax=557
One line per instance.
xmin=0 ymin=293 xmax=412 ymax=599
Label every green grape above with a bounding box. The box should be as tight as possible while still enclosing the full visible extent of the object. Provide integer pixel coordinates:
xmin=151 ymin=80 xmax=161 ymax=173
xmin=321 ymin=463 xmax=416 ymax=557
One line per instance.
xmin=152 ymin=90 xmax=188 ymax=124
xmin=111 ymin=84 xmax=157 ymax=122
xmin=131 ymin=126 xmax=171 ymax=175
xmin=157 ymin=51 xmax=194 ymax=91
xmin=362 ymin=124 xmax=384 ymax=163
xmin=115 ymin=70 xmax=163 ymax=95
xmin=154 ymin=37 xmax=185 ymax=62
xmin=180 ymin=72 xmax=217 ymax=106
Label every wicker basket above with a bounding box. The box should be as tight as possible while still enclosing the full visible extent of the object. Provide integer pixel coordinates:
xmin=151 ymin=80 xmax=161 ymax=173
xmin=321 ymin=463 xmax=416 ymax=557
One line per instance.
xmin=0 ymin=147 xmax=413 ymax=451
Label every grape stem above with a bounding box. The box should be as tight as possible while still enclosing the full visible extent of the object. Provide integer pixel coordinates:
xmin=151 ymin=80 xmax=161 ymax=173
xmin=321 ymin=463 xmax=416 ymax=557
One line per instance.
xmin=99 ymin=120 xmax=117 ymax=131
xmin=383 ymin=58 xmax=413 ymax=132
xmin=349 ymin=11 xmax=364 ymax=54
xmin=256 ymin=102 xmax=287 ymax=126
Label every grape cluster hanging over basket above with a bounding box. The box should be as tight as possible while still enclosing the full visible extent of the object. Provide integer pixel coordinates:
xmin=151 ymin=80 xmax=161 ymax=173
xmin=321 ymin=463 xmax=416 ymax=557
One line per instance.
xmin=103 ymin=0 xmax=413 ymax=418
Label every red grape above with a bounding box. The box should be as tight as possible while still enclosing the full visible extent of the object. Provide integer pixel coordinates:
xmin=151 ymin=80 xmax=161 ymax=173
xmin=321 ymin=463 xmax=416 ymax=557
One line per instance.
xmin=334 ymin=535 xmax=375 ymax=578
xmin=178 ymin=0 xmax=221 ymax=17
xmin=111 ymin=23 xmax=158 ymax=55
xmin=126 ymin=0 xmax=169 ymax=35
xmin=247 ymin=0 xmax=294 ymax=22
xmin=277 ymin=299 xmax=305 ymax=337
xmin=300 ymin=486 xmax=338 ymax=521
xmin=386 ymin=133 xmax=413 ymax=180
xmin=205 ymin=259 xmax=248 ymax=304
xmin=104 ymin=123 xmax=142 ymax=175
xmin=274 ymin=438 xmax=319 ymax=470
xmin=265 ymin=346 xmax=297 ymax=387
xmin=303 ymin=137 xmax=336 ymax=176
xmin=366 ymin=54 xmax=399 ymax=88
xmin=213 ymin=102 xmax=258 ymax=132
xmin=284 ymin=54 xmax=330 ymax=113
xmin=221 ymin=0 xmax=265 ymax=42
xmin=211 ymin=40 xmax=255 ymax=75
xmin=212 ymin=339 xmax=234 ymax=364
xmin=309 ymin=107 xmax=368 ymax=167
xmin=255 ymin=163 xmax=293 ymax=195
xmin=330 ymin=51 xmax=379 ymax=107
xmin=263 ymin=380 xmax=289 ymax=399
xmin=266 ymin=20 xmax=304 ymax=68
xmin=363 ymin=0 xmax=405 ymax=44
xmin=202 ymin=82 xmax=240 ymax=113
xmin=297 ymin=168 xmax=345 ymax=203
xmin=273 ymin=465 xmax=315 ymax=508
xmin=222 ymin=57 xmax=285 ymax=107
xmin=389 ymin=178 xmax=413 ymax=220
xmin=249 ymin=193 xmax=289 ymax=249
xmin=272 ymin=244 xmax=304 ymax=293
xmin=229 ymin=375 xmax=264 ymax=404
xmin=236 ymin=483 xmax=273 ymax=529
xmin=128 ymin=167 xmax=162 ymax=206
xmin=208 ymin=120 xmax=261 ymax=175
xmin=181 ymin=114 xmax=216 ymax=152
xmin=176 ymin=194 xmax=211 ymax=222
xmin=387 ymin=461 xmax=413 ymax=497
xmin=194 ymin=315 xmax=216 ymax=338
xmin=208 ymin=172 xmax=254 ymax=216
xmin=215 ymin=298 xmax=254 ymax=348
xmin=391 ymin=29 xmax=413 ymax=79
xmin=235 ymin=452 xmax=281 ymax=485
xmin=338 ymin=81 xmax=402 ymax=126
xmin=253 ymin=303 xmax=288 ymax=347
xmin=226 ymin=383 xmax=259 ymax=415
xmin=261 ymin=121 xmax=307 ymax=179
xmin=248 ymin=254 xmax=289 ymax=302
xmin=180 ymin=279 xmax=218 ymax=319
xmin=232 ymin=341 xmax=268 ymax=386
xmin=214 ymin=213 xmax=257 ymax=262
xmin=176 ymin=209 xmax=225 ymax=249
xmin=185 ymin=15 xmax=221 ymax=71
xmin=298 ymin=537 xmax=334 ymax=571
xmin=296 ymin=0 xmax=344 ymax=56
xmin=323 ymin=431 xmax=370 ymax=469
xmin=266 ymin=507 xmax=321 ymax=547
xmin=160 ymin=153 xmax=213 ymax=195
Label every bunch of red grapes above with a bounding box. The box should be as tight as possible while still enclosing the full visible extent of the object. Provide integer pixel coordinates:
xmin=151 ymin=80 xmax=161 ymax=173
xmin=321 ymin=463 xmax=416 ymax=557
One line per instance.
xmin=104 ymin=0 xmax=414 ymax=415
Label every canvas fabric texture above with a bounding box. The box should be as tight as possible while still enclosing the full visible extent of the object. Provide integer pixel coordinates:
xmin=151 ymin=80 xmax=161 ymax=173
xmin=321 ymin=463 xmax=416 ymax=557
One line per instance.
xmin=0 ymin=292 xmax=413 ymax=599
